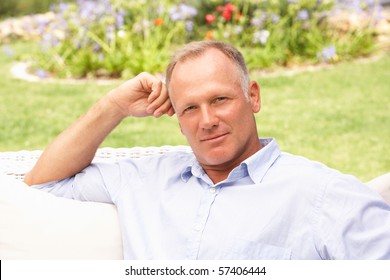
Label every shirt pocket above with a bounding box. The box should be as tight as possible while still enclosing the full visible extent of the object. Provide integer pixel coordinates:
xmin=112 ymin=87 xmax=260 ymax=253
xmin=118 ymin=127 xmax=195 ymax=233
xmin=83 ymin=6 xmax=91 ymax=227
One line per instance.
xmin=224 ymin=238 xmax=292 ymax=260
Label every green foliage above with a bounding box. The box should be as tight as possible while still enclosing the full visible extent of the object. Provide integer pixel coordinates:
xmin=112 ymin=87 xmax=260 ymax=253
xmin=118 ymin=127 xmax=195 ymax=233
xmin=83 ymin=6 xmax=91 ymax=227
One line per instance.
xmin=11 ymin=0 xmax=383 ymax=78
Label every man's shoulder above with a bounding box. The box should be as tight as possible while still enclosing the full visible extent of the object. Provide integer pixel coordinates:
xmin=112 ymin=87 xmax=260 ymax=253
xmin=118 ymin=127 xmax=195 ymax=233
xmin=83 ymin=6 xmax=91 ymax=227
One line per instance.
xmin=272 ymin=151 xmax=344 ymax=183
xmin=273 ymin=151 xmax=367 ymax=191
xmin=276 ymin=152 xmax=328 ymax=169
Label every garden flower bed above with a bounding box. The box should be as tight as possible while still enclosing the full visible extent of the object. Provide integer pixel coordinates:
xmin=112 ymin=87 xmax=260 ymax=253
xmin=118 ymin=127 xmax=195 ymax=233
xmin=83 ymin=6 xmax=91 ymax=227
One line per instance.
xmin=1 ymin=0 xmax=389 ymax=79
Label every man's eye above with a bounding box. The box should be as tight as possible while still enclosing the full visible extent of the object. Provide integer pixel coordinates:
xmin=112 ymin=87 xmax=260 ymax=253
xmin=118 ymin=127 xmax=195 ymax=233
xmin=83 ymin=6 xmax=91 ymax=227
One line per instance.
xmin=183 ymin=106 xmax=196 ymax=113
xmin=215 ymin=97 xmax=227 ymax=102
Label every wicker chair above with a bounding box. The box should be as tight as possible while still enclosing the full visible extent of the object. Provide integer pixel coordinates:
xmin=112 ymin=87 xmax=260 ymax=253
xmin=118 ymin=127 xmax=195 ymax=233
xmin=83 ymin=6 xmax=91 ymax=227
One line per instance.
xmin=0 ymin=146 xmax=389 ymax=259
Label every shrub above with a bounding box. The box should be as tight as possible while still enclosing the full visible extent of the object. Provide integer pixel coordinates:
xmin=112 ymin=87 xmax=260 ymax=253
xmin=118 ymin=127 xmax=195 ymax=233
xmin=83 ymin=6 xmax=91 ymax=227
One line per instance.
xmin=33 ymin=0 xmax=198 ymax=78
xmin=28 ymin=0 xmax=383 ymax=79
xmin=0 ymin=0 xmax=63 ymax=18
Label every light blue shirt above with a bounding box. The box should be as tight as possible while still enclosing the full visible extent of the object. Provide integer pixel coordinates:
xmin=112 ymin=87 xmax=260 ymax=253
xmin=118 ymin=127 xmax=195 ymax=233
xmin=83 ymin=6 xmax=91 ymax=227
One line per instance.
xmin=34 ymin=138 xmax=390 ymax=259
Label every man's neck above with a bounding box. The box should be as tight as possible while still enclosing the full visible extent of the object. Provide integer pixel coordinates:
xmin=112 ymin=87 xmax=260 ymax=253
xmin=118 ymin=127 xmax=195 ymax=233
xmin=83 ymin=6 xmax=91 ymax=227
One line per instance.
xmin=202 ymin=141 xmax=263 ymax=184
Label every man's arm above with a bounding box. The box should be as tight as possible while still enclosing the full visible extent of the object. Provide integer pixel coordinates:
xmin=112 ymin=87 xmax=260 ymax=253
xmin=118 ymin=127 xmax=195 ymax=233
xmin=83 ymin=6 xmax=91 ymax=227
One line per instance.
xmin=24 ymin=72 xmax=174 ymax=186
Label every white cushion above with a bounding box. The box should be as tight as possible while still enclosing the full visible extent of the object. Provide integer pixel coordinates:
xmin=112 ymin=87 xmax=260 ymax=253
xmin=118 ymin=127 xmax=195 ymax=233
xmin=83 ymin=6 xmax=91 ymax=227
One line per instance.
xmin=0 ymin=174 xmax=123 ymax=259
xmin=366 ymin=172 xmax=390 ymax=205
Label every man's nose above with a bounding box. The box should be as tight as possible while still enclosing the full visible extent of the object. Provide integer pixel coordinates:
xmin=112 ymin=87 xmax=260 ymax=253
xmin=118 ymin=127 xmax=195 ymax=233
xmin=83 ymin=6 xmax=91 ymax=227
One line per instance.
xmin=199 ymin=106 xmax=218 ymax=129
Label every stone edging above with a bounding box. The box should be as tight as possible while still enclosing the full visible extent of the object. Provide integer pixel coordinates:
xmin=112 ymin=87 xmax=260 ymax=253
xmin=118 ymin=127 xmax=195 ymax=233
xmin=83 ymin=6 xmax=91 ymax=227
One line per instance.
xmin=10 ymin=62 xmax=120 ymax=85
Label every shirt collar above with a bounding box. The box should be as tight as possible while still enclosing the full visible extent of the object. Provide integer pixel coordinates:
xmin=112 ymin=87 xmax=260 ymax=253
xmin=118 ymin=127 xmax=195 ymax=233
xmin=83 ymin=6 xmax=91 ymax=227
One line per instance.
xmin=181 ymin=157 xmax=205 ymax=182
xmin=242 ymin=138 xmax=281 ymax=183
xmin=181 ymin=138 xmax=281 ymax=184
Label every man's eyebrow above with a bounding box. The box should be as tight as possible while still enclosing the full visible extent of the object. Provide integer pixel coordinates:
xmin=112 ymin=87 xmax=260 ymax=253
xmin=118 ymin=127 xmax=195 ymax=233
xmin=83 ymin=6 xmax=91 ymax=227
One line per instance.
xmin=179 ymin=101 xmax=196 ymax=109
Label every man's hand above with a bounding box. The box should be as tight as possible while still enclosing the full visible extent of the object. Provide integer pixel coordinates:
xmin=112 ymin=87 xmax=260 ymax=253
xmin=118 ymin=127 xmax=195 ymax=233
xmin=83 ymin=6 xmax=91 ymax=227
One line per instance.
xmin=109 ymin=72 xmax=175 ymax=118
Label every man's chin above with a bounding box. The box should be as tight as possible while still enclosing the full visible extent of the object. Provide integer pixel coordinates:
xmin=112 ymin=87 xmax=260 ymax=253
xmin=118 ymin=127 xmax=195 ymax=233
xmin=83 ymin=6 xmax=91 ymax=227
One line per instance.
xmin=198 ymin=150 xmax=234 ymax=167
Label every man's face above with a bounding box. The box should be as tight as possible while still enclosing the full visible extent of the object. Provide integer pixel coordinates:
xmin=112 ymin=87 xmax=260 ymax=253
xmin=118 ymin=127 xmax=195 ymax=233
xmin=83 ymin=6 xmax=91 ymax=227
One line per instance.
xmin=169 ymin=49 xmax=261 ymax=174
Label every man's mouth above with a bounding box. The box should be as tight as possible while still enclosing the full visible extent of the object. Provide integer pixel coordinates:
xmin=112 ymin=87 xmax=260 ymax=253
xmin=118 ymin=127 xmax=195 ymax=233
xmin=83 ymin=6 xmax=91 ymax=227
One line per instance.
xmin=200 ymin=133 xmax=228 ymax=142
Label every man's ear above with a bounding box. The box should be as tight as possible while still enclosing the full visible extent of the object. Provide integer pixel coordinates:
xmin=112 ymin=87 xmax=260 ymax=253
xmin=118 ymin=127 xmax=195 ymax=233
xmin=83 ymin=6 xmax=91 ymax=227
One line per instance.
xmin=249 ymin=81 xmax=261 ymax=113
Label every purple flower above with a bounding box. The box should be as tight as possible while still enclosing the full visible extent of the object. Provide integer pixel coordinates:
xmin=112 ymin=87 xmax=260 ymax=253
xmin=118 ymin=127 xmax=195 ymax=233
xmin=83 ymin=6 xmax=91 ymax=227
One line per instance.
xmin=34 ymin=17 xmax=50 ymax=35
xmin=369 ymin=3 xmax=384 ymax=24
xmin=115 ymin=7 xmax=127 ymax=28
xmin=35 ymin=69 xmax=49 ymax=78
xmin=58 ymin=3 xmax=70 ymax=14
xmin=317 ymin=45 xmax=336 ymax=62
xmin=79 ymin=1 xmax=95 ymax=20
xmin=115 ymin=13 xmax=125 ymax=29
xmin=296 ymin=10 xmax=309 ymax=21
xmin=251 ymin=17 xmax=264 ymax=28
xmin=185 ymin=20 xmax=194 ymax=32
xmin=78 ymin=0 xmax=111 ymax=21
xmin=251 ymin=9 xmax=267 ymax=27
xmin=169 ymin=4 xmax=197 ymax=21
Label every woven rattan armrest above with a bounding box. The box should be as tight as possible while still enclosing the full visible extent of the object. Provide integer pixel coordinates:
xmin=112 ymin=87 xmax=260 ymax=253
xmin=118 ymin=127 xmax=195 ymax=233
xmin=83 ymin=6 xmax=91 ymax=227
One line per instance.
xmin=0 ymin=146 xmax=192 ymax=181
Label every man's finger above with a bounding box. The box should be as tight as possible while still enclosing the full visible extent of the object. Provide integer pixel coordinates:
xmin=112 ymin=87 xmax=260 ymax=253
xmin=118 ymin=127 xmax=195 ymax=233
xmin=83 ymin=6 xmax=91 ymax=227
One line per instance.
xmin=147 ymin=83 xmax=169 ymax=112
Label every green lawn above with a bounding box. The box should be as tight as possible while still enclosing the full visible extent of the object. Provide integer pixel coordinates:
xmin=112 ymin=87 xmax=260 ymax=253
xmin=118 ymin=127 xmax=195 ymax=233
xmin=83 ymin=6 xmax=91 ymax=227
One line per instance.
xmin=0 ymin=42 xmax=389 ymax=181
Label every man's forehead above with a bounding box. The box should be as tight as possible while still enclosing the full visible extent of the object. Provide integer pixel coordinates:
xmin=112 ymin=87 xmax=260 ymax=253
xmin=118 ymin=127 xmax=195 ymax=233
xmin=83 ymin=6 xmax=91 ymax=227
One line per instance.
xmin=177 ymin=48 xmax=226 ymax=64
xmin=172 ymin=49 xmax=233 ymax=78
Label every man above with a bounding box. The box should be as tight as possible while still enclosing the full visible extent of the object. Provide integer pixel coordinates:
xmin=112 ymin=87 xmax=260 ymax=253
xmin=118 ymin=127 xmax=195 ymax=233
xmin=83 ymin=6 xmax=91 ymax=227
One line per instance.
xmin=25 ymin=41 xmax=390 ymax=259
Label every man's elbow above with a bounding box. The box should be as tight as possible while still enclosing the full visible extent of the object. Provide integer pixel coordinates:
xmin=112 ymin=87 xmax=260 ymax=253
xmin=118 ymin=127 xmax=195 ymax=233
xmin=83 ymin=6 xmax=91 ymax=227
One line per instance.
xmin=24 ymin=170 xmax=47 ymax=186
xmin=23 ymin=171 xmax=36 ymax=186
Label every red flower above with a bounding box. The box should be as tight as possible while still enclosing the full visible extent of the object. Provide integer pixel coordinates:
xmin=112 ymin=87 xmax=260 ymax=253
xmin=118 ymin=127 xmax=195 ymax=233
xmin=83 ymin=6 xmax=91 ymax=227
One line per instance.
xmin=218 ymin=3 xmax=236 ymax=21
xmin=224 ymin=3 xmax=236 ymax=13
xmin=205 ymin=14 xmax=216 ymax=24
xmin=222 ymin=10 xmax=232 ymax=20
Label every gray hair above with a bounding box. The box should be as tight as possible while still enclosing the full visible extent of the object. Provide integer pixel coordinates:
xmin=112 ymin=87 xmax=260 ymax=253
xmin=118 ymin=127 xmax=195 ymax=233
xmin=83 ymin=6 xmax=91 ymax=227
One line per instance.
xmin=165 ymin=40 xmax=250 ymax=100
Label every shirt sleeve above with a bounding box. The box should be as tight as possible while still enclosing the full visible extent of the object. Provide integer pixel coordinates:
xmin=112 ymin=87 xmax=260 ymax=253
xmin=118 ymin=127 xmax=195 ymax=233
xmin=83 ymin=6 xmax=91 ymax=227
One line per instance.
xmin=32 ymin=161 xmax=123 ymax=204
xmin=317 ymin=173 xmax=390 ymax=259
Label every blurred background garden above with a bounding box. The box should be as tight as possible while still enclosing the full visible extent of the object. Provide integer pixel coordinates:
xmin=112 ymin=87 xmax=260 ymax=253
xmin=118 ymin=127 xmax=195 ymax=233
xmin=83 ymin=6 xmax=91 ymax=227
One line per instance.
xmin=0 ymin=0 xmax=389 ymax=181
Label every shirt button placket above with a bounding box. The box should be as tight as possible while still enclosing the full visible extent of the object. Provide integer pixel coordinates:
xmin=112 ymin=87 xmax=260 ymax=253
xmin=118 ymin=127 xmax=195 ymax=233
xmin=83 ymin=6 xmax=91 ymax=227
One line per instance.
xmin=186 ymin=185 xmax=218 ymax=259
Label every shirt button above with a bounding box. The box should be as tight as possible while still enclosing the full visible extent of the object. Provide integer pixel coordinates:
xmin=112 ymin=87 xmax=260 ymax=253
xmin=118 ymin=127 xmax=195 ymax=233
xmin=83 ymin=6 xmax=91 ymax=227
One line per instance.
xmin=209 ymin=187 xmax=216 ymax=193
